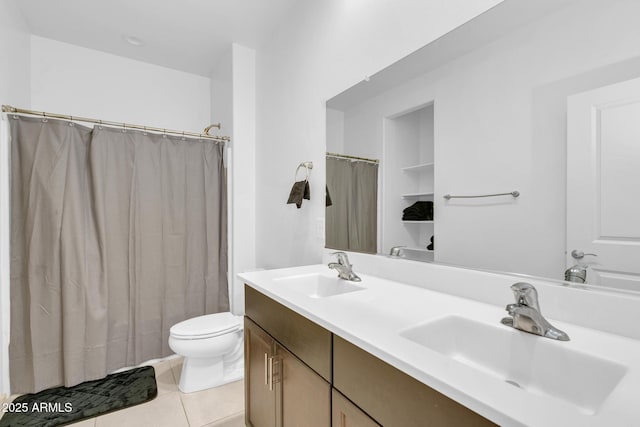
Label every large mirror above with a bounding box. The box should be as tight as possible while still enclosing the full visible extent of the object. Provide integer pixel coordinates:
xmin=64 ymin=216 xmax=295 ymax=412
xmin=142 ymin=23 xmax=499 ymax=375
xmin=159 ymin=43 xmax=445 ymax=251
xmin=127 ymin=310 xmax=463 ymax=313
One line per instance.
xmin=325 ymin=0 xmax=640 ymax=293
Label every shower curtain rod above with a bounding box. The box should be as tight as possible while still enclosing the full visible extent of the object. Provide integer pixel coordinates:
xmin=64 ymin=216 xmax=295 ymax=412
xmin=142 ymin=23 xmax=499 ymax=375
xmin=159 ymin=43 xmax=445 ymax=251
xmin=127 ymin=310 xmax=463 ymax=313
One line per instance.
xmin=326 ymin=152 xmax=379 ymax=164
xmin=2 ymin=105 xmax=230 ymax=143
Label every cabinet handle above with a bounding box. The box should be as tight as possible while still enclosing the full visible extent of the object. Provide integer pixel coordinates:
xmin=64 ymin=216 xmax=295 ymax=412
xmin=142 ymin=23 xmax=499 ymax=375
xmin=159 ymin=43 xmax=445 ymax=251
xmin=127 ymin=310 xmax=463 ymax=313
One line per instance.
xmin=268 ymin=356 xmax=274 ymax=391
xmin=340 ymin=412 xmax=347 ymax=427
xmin=264 ymin=353 xmax=269 ymax=386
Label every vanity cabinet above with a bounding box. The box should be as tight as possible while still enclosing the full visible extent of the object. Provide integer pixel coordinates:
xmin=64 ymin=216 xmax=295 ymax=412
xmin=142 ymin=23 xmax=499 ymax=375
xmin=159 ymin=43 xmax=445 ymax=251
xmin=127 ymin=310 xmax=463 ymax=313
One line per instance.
xmin=245 ymin=286 xmax=331 ymax=427
xmin=245 ymin=285 xmax=495 ymax=427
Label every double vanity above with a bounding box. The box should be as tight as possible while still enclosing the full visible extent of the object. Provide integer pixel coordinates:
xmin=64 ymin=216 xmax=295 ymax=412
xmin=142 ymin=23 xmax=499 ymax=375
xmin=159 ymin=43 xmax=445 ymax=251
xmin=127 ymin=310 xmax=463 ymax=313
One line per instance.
xmin=239 ymin=254 xmax=640 ymax=426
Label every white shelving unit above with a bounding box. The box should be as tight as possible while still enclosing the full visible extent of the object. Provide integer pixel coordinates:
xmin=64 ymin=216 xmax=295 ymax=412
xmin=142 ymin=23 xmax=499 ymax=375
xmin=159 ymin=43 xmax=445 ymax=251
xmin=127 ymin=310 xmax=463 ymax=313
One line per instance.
xmin=401 ymin=162 xmax=434 ymax=173
xmin=401 ymin=192 xmax=434 ymax=199
xmin=383 ymin=103 xmax=435 ymax=260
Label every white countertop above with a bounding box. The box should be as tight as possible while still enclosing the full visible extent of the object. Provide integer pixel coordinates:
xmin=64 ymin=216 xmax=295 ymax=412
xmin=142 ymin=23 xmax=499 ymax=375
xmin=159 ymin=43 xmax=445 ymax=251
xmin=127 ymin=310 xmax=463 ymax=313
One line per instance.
xmin=239 ymin=264 xmax=640 ymax=427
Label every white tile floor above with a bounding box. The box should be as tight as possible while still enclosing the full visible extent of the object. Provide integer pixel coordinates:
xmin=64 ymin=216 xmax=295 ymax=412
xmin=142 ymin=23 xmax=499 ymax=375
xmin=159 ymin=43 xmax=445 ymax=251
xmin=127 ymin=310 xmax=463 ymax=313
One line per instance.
xmin=2 ymin=357 xmax=245 ymax=427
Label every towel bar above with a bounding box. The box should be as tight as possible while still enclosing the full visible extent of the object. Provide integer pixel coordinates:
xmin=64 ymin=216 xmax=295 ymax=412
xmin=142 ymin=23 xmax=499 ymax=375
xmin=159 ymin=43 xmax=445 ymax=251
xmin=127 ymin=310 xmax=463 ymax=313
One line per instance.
xmin=443 ymin=191 xmax=520 ymax=200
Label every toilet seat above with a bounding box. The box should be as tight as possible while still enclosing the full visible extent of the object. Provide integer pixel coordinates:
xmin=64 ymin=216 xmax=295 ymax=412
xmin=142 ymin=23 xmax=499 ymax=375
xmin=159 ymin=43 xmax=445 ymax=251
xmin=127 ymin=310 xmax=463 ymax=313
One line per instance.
xmin=170 ymin=312 xmax=242 ymax=340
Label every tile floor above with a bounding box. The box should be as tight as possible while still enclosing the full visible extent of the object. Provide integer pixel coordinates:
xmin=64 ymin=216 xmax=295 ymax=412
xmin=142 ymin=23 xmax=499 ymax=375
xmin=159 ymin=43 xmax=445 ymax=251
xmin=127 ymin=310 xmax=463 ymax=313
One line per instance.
xmin=2 ymin=357 xmax=245 ymax=427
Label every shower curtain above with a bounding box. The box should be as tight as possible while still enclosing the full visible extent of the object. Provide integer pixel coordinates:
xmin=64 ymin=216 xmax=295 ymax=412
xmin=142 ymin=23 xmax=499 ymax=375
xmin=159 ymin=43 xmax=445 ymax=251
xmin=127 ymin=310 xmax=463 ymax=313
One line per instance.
xmin=326 ymin=156 xmax=378 ymax=254
xmin=9 ymin=115 xmax=228 ymax=393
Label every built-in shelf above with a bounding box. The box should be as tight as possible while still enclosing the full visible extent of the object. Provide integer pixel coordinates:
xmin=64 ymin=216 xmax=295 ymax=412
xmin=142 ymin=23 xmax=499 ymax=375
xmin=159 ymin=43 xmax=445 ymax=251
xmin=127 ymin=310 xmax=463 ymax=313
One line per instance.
xmin=401 ymin=192 xmax=434 ymax=199
xmin=403 ymin=247 xmax=433 ymax=253
xmin=401 ymin=162 xmax=434 ymax=172
xmin=401 ymin=220 xmax=433 ymax=224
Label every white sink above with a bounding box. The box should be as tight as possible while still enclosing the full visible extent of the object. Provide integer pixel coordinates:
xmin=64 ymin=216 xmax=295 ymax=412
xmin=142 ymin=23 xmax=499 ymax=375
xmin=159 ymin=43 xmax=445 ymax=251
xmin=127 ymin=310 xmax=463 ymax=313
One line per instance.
xmin=274 ymin=273 xmax=365 ymax=298
xmin=400 ymin=315 xmax=627 ymax=414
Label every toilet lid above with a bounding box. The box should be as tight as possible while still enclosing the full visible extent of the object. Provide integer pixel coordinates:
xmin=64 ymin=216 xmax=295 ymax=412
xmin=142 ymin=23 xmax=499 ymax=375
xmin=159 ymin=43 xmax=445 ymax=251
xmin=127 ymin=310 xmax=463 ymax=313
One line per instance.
xmin=170 ymin=312 xmax=242 ymax=339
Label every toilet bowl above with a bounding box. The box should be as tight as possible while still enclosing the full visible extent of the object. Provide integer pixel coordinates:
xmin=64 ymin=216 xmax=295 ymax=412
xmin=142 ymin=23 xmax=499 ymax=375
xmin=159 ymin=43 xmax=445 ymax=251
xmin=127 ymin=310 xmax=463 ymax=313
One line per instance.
xmin=168 ymin=312 xmax=244 ymax=393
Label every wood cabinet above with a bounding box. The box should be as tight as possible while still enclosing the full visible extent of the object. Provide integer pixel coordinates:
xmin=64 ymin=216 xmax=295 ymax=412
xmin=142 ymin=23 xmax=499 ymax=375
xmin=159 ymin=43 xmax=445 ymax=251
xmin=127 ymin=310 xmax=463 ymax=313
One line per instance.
xmin=245 ymin=318 xmax=277 ymax=427
xmin=245 ymin=285 xmax=495 ymax=427
xmin=332 ymin=389 xmax=380 ymax=427
xmin=277 ymin=342 xmax=330 ymax=427
xmin=246 ymin=285 xmax=331 ymax=426
xmin=245 ymin=286 xmax=332 ymax=381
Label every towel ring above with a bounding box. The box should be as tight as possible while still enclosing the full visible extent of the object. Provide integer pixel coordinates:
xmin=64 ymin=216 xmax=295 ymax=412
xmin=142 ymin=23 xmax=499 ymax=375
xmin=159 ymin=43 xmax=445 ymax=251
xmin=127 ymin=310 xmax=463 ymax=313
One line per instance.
xmin=294 ymin=162 xmax=313 ymax=182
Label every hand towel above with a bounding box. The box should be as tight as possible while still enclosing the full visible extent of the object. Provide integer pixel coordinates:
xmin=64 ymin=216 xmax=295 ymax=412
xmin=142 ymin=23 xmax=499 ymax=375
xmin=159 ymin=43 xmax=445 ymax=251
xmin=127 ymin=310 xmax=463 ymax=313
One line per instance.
xmin=287 ymin=180 xmax=310 ymax=208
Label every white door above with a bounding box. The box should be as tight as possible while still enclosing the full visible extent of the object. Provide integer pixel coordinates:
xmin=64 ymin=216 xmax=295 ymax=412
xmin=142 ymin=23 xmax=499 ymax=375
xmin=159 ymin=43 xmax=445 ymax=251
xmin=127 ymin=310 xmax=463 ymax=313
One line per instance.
xmin=567 ymin=78 xmax=640 ymax=291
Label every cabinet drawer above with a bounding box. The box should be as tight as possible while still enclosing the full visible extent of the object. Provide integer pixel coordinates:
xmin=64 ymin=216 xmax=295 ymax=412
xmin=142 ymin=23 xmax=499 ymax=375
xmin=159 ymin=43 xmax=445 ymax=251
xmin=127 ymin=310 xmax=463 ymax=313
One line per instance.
xmin=245 ymin=285 xmax=332 ymax=381
xmin=333 ymin=336 xmax=496 ymax=427
xmin=332 ymin=389 xmax=380 ymax=427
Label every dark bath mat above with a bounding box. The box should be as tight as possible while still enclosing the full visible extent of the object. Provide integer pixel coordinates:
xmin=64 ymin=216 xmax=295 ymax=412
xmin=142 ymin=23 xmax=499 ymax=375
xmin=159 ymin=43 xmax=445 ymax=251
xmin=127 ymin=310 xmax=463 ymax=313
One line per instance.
xmin=0 ymin=366 xmax=157 ymax=427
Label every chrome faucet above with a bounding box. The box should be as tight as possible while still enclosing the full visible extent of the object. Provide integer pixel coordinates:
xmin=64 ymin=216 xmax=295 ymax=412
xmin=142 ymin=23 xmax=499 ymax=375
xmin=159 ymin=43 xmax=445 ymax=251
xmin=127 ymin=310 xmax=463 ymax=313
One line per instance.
xmin=328 ymin=252 xmax=361 ymax=282
xmin=564 ymin=264 xmax=587 ymax=283
xmin=501 ymin=282 xmax=569 ymax=341
xmin=389 ymin=246 xmax=405 ymax=257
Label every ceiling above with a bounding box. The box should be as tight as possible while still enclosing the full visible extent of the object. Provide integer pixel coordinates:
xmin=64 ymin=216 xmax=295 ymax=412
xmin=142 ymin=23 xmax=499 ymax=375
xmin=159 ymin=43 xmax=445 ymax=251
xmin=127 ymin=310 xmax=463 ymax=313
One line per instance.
xmin=16 ymin=0 xmax=302 ymax=77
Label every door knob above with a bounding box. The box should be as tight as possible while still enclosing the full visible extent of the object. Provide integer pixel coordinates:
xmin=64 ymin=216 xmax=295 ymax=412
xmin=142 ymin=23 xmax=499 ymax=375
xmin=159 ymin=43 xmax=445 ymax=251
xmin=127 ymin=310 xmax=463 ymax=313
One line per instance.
xmin=571 ymin=249 xmax=597 ymax=260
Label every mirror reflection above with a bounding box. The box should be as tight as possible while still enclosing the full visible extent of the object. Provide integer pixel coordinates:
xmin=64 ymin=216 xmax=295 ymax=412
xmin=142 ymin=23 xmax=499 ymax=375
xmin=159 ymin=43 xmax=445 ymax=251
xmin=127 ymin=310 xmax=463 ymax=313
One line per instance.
xmin=325 ymin=0 xmax=640 ymax=292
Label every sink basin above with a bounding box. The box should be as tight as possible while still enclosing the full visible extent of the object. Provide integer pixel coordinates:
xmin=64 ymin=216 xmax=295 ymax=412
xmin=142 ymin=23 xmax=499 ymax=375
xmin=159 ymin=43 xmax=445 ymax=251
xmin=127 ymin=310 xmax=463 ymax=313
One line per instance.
xmin=274 ymin=273 xmax=365 ymax=298
xmin=400 ymin=315 xmax=627 ymax=414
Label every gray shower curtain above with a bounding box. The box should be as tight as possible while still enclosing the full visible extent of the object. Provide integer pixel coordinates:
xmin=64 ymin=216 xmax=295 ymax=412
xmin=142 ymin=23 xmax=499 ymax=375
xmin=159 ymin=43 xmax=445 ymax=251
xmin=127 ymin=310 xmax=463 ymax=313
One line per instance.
xmin=326 ymin=156 xmax=378 ymax=254
xmin=9 ymin=116 xmax=228 ymax=393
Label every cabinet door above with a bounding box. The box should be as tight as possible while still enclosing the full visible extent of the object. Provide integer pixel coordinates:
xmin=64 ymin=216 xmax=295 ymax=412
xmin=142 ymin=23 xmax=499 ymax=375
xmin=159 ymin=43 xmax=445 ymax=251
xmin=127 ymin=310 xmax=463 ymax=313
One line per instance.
xmin=245 ymin=318 xmax=277 ymax=427
xmin=332 ymin=389 xmax=380 ymax=427
xmin=276 ymin=342 xmax=330 ymax=427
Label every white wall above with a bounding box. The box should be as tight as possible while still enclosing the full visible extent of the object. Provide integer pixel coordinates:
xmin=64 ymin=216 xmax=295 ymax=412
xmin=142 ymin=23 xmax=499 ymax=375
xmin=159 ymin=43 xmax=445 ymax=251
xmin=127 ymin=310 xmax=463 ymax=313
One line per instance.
xmin=325 ymin=108 xmax=344 ymax=154
xmin=211 ymin=48 xmax=233 ymax=140
xmin=255 ymin=0 xmax=504 ymax=269
xmin=327 ymin=0 xmax=640 ymax=279
xmin=211 ymin=43 xmax=257 ymax=315
xmin=229 ymin=44 xmax=256 ymax=314
xmin=30 ymin=36 xmax=210 ymax=132
xmin=0 ymin=0 xmax=31 ymax=107
xmin=0 ymin=0 xmax=31 ymax=398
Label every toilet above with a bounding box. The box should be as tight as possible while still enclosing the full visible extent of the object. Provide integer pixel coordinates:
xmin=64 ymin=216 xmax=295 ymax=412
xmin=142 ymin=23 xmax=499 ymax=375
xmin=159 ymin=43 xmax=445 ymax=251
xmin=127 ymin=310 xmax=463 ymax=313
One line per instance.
xmin=168 ymin=312 xmax=244 ymax=393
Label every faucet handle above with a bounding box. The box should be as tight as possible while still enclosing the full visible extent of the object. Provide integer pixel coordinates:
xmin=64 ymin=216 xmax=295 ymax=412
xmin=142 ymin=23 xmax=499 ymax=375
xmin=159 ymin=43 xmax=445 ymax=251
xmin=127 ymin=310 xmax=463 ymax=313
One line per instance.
xmin=510 ymin=282 xmax=540 ymax=310
xmin=330 ymin=251 xmax=350 ymax=265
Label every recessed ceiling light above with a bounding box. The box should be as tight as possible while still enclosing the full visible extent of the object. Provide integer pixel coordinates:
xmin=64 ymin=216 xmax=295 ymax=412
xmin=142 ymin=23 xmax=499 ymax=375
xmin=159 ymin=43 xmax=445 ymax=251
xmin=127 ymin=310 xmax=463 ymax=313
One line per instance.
xmin=124 ymin=35 xmax=144 ymax=47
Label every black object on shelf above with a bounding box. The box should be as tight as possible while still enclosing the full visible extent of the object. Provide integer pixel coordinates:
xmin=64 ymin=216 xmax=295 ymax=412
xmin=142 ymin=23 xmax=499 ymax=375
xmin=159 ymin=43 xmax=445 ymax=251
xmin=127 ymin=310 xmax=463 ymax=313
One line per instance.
xmin=402 ymin=201 xmax=433 ymax=221
xmin=427 ymin=235 xmax=434 ymax=251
